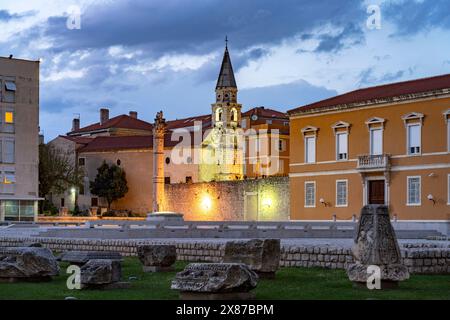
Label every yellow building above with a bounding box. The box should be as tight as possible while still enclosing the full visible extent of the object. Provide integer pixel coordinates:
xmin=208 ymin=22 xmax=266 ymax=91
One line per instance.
xmin=288 ymin=74 xmax=450 ymax=221
xmin=241 ymin=107 xmax=290 ymax=178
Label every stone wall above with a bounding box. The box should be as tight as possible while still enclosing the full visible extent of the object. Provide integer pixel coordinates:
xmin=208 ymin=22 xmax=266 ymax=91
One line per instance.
xmin=163 ymin=176 xmax=289 ymax=221
xmin=0 ymin=237 xmax=447 ymax=275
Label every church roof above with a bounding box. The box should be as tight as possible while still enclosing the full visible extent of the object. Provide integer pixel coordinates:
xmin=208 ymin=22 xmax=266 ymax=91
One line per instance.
xmin=216 ymin=46 xmax=237 ymax=89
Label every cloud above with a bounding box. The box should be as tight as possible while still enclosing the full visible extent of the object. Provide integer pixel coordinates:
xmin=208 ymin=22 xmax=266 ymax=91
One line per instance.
xmin=314 ymin=23 xmax=365 ymax=53
xmin=41 ymin=0 xmax=366 ymax=57
xmin=383 ymin=0 xmax=450 ymax=36
xmin=240 ymin=80 xmax=337 ymax=110
xmin=0 ymin=9 xmax=35 ymax=21
xmin=357 ymin=67 xmax=411 ymax=87
xmin=3 ymin=0 xmax=450 ymax=142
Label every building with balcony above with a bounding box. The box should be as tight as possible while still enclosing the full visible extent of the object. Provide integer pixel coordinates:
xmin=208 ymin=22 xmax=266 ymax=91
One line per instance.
xmin=288 ymin=74 xmax=450 ymax=221
xmin=0 ymin=57 xmax=40 ymax=221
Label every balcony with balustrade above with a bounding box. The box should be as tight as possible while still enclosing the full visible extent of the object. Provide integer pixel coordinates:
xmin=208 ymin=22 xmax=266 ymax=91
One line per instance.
xmin=357 ymin=154 xmax=391 ymax=172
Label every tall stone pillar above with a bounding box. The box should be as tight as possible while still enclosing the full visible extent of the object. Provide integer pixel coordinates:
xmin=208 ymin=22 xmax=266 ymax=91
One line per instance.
xmin=152 ymin=111 xmax=166 ymax=212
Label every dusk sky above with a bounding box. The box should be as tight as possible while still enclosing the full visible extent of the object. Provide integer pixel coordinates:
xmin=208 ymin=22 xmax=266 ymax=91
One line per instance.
xmin=1 ymin=0 xmax=449 ymax=141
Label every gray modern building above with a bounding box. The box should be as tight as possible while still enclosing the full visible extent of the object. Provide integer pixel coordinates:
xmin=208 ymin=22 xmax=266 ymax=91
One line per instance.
xmin=0 ymin=56 xmax=40 ymax=221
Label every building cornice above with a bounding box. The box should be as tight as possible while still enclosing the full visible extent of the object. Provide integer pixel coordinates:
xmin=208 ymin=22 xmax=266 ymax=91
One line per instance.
xmin=289 ymin=89 xmax=450 ymax=119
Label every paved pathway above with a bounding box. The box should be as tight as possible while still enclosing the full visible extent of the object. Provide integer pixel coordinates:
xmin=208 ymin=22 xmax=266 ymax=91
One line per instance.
xmin=0 ymin=225 xmax=448 ymax=248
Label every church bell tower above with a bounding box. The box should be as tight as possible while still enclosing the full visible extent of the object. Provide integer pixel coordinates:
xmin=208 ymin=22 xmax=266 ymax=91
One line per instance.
xmin=202 ymin=38 xmax=243 ymax=181
xmin=212 ymin=38 xmax=242 ymax=129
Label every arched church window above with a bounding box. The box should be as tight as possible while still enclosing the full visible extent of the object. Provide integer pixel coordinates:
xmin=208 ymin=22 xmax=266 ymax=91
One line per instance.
xmin=231 ymin=108 xmax=238 ymax=122
xmin=216 ymin=108 xmax=223 ymax=122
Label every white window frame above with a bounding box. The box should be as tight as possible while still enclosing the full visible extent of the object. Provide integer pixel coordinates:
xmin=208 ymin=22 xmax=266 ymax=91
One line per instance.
xmin=3 ymin=80 xmax=16 ymax=103
xmin=230 ymin=108 xmax=238 ymax=122
xmin=2 ymin=138 xmax=15 ymax=164
xmin=215 ymin=108 xmax=223 ymax=122
xmin=304 ymin=181 xmax=316 ymax=208
xmin=447 ymin=174 xmax=450 ymax=205
xmin=278 ymin=139 xmax=284 ymax=152
xmin=304 ymin=136 xmax=316 ymax=164
xmin=369 ymin=127 xmax=383 ymax=155
xmin=406 ymin=123 xmax=422 ymax=155
xmin=336 ymin=132 xmax=348 ymax=161
xmin=447 ymin=118 xmax=450 ymax=153
xmin=406 ymin=176 xmax=421 ymax=206
xmin=443 ymin=109 xmax=450 ymax=152
xmin=335 ymin=179 xmax=348 ymax=207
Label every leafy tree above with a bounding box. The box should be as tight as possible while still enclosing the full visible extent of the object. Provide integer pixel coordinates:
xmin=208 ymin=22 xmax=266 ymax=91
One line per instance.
xmin=39 ymin=143 xmax=83 ymax=214
xmin=90 ymin=161 xmax=128 ymax=213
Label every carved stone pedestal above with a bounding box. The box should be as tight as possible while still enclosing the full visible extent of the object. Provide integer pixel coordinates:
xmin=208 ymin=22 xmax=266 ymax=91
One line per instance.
xmin=346 ymin=205 xmax=409 ymax=288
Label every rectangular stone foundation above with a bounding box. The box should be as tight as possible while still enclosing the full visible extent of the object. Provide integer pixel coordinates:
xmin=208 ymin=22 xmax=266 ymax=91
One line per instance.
xmin=179 ymin=291 xmax=256 ymax=300
xmin=143 ymin=266 xmax=175 ymax=273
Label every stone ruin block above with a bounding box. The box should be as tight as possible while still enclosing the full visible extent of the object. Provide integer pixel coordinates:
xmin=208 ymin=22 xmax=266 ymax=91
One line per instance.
xmin=59 ymin=250 xmax=123 ymax=266
xmin=137 ymin=244 xmax=177 ymax=272
xmin=223 ymin=239 xmax=280 ymax=278
xmin=80 ymin=259 xmax=129 ymax=290
xmin=0 ymin=247 xmax=59 ymax=282
xmin=171 ymin=263 xmax=258 ymax=300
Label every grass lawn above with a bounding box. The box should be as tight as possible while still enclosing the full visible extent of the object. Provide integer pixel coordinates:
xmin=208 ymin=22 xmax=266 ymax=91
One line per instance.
xmin=0 ymin=257 xmax=448 ymax=300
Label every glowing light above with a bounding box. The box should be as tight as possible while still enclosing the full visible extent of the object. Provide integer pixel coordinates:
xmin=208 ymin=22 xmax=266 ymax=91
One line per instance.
xmin=70 ymin=187 xmax=76 ymax=194
xmin=5 ymin=112 xmax=13 ymax=124
xmin=201 ymin=195 xmax=212 ymax=210
xmin=262 ymin=197 xmax=272 ymax=208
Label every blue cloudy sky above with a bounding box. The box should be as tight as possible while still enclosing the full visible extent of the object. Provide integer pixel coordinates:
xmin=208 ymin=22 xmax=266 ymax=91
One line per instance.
xmin=1 ymin=0 xmax=450 ymax=141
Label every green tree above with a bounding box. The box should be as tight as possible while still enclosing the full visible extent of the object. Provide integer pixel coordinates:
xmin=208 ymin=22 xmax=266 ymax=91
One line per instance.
xmin=90 ymin=161 xmax=128 ymax=213
xmin=39 ymin=143 xmax=83 ymax=214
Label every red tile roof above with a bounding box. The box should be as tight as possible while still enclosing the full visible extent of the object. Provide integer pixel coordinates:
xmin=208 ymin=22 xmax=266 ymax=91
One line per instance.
xmin=288 ymin=74 xmax=450 ymax=115
xmin=59 ymin=135 xmax=93 ymax=145
xmin=77 ymin=132 xmax=200 ymax=153
xmin=243 ymin=107 xmax=288 ymax=119
xmin=68 ymin=114 xmax=153 ymax=135
xmin=166 ymin=114 xmax=212 ymax=130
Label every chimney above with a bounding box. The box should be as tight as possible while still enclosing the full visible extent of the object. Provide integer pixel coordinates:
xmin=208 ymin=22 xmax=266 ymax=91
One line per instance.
xmin=129 ymin=111 xmax=138 ymax=119
xmin=100 ymin=108 xmax=109 ymax=125
xmin=72 ymin=118 xmax=80 ymax=131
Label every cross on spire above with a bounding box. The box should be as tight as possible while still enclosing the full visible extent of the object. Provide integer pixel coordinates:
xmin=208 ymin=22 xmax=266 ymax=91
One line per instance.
xmin=225 ymin=35 xmax=228 ymax=49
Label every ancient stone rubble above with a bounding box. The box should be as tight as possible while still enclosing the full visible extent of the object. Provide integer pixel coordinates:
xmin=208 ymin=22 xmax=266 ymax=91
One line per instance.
xmin=80 ymin=259 xmax=125 ymax=289
xmin=0 ymin=247 xmax=59 ymax=281
xmin=137 ymin=244 xmax=176 ymax=272
xmin=171 ymin=263 xmax=258 ymax=299
xmin=223 ymin=239 xmax=280 ymax=277
xmin=59 ymin=250 xmax=123 ymax=266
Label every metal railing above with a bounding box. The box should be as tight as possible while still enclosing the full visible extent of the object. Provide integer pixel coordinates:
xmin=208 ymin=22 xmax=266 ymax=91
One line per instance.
xmin=357 ymin=154 xmax=390 ymax=170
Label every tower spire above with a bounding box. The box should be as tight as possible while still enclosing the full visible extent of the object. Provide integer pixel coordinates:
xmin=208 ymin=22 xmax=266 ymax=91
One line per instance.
xmin=216 ymin=38 xmax=237 ymax=89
